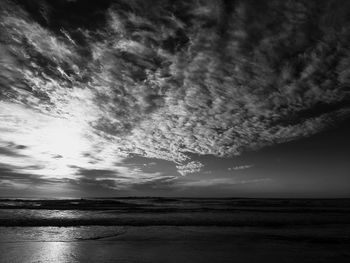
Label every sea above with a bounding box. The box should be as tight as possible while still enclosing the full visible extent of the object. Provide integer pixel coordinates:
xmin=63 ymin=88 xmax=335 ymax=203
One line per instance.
xmin=0 ymin=198 xmax=349 ymax=263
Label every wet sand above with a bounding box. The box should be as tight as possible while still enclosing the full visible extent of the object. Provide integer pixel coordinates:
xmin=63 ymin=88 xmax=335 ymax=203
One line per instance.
xmin=1 ymin=226 xmax=350 ymax=263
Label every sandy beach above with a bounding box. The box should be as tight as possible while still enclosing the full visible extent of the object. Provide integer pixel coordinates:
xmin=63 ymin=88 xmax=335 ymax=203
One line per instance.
xmin=1 ymin=226 xmax=350 ymax=263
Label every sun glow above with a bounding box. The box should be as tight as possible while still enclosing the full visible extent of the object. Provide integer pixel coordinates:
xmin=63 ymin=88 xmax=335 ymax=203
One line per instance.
xmin=0 ymin=102 xmax=93 ymax=178
xmin=0 ymin=101 xmax=138 ymax=184
xmin=33 ymin=118 xmax=88 ymax=159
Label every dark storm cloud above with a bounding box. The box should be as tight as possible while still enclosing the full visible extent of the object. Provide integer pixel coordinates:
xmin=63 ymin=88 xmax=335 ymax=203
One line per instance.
xmin=0 ymin=0 xmax=349 ymax=186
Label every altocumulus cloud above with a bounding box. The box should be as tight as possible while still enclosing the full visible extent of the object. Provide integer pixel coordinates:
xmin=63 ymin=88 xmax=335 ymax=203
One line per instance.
xmin=0 ymin=0 xmax=350 ymax=187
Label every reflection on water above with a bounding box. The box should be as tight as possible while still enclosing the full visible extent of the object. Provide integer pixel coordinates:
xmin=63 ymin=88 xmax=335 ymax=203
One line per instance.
xmin=0 ymin=209 xmax=92 ymax=221
xmin=0 ymin=226 xmax=126 ymax=242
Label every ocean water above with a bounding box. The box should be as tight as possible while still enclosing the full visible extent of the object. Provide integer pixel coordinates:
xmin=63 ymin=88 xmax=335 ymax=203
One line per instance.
xmin=1 ymin=197 xmax=350 ymax=226
xmin=0 ymin=198 xmax=350 ymax=263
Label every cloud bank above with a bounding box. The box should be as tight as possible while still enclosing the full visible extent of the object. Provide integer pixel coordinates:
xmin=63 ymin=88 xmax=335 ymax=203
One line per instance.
xmin=0 ymin=0 xmax=349 ymax=188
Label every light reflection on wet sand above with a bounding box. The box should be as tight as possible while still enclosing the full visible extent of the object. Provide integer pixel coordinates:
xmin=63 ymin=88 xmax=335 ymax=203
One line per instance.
xmin=1 ymin=239 xmax=350 ymax=263
xmin=31 ymin=242 xmax=75 ymax=263
xmin=0 ymin=226 xmax=350 ymax=263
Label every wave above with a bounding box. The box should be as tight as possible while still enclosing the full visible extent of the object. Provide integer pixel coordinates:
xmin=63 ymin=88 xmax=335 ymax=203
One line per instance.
xmin=1 ymin=198 xmax=349 ymax=227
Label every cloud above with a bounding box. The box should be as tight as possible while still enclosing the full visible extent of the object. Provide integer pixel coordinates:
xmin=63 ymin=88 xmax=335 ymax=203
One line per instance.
xmin=176 ymin=161 xmax=204 ymax=176
xmin=0 ymin=166 xmax=64 ymax=188
xmin=228 ymin=164 xmax=255 ymax=171
xmin=0 ymin=0 xmax=350 ymax=188
xmin=179 ymin=178 xmax=271 ymax=188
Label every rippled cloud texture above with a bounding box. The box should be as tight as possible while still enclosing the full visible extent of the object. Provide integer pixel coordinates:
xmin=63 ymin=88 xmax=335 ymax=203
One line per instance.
xmin=0 ymin=0 xmax=349 ymax=190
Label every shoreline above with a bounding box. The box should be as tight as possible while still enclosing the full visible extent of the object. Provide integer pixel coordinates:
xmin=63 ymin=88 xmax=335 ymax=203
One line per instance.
xmin=1 ymin=226 xmax=350 ymax=263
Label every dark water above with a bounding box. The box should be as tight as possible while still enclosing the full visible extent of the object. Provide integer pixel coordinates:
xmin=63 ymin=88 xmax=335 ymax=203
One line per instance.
xmin=0 ymin=198 xmax=350 ymax=263
xmin=1 ymin=197 xmax=350 ymax=226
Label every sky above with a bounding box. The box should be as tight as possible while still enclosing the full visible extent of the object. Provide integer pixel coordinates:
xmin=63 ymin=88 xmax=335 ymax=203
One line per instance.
xmin=0 ymin=0 xmax=349 ymax=198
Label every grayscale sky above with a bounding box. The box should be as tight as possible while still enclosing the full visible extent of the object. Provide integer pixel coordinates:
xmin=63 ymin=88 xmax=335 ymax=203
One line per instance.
xmin=0 ymin=0 xmax=349 ymax=197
